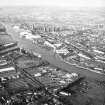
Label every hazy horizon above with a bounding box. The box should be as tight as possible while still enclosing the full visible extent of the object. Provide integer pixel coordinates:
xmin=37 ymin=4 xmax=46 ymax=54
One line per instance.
xmin=0 ymin=0 xmax=105 ymax=8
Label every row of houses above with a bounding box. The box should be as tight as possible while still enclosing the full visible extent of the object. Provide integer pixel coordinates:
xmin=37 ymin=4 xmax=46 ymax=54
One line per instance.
xmin=20 ymin=23 xmax=63 ymax=33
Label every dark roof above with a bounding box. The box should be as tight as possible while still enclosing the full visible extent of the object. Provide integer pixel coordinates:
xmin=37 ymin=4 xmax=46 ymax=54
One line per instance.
xmin=0 ymin=46 xmax=19 ymax=56
xmin=0 ymin=23 xmax=6 ymax=32
xmin=15 ymin=55 xmax=46 ymax=69
xmin=4 ymin=78 xmax=29 ymax=93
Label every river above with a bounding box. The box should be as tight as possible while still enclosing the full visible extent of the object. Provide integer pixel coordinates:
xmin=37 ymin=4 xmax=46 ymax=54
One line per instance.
xmin=6 ymin=24 xmax=105 ymax=81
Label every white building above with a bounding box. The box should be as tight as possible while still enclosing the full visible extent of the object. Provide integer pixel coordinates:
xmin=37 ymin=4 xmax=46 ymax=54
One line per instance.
xmin=93 ymin=49 xmax=104 ymax=55
xmin=44 ymin=41 xmax=56 ymax=50
xmin=78 ymin=53 xmax=91 ymax=60
xmin=20 ymin=31 xmax=41 ymax=41
xmin=94 ymin=67 xmax=103 ymax=71
xmin=0 ymin=60 xmax=7 ymax=66
xmin=20 ymin=31 xmax=31 ymax=38
xmin=0 ymin=67 xmax=15 ymax=72
xmin=56 ymin=48 xmax=69 ymax=55
xmin=54 ymin=43 xmax=63 ymax=48
xmin=95 ymin=56 xmax=105 ymax=61
xmin=25 ymin=35 xmax=41 ymax=40
xmin=33 ymin=52 xmax=42 ymax=58
xmin=64 ymin=39 xmax=70 ymax=44
xmin=13 ymin=25 xmax=20 ymax=32
xmin=4 ymin=43 xmax=15 ymax=47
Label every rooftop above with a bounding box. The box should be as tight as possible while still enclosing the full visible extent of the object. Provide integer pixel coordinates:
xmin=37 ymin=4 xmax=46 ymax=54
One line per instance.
xmin=0 ymin=34 xmax=15 ymax=46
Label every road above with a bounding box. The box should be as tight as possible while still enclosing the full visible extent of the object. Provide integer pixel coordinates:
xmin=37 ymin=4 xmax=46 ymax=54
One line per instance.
xmin=6 ymin=24 xmax=105 ymax=81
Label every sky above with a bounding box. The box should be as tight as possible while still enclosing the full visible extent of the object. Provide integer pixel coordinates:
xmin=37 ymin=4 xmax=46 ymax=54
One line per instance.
xmin=0 ymin=0 xmax=105 ymax=8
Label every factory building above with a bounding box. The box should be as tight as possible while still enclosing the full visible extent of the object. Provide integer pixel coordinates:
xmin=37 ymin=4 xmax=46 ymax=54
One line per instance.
xmin=0 ymin=23 xmax=6 ymax=32
xmin=0 ymin=42 xmax=17 ymax=51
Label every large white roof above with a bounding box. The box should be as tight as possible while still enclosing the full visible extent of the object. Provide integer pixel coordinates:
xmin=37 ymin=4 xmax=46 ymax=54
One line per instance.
xmin=0 ymin=67 xmax=15 ymax=72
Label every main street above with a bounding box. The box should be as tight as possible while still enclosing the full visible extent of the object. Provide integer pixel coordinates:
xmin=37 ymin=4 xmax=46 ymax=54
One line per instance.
xmin=6 ymin=24 xmax=105 ymax=81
